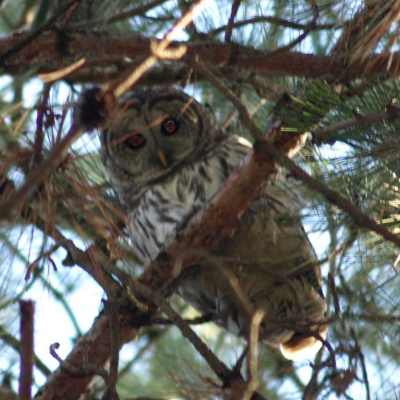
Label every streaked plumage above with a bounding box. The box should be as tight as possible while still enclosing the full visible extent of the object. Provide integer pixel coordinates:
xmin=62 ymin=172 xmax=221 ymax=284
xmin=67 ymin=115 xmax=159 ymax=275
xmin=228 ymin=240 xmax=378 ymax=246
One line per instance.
xmin=101 ymin=88 xmax=327 ymax=360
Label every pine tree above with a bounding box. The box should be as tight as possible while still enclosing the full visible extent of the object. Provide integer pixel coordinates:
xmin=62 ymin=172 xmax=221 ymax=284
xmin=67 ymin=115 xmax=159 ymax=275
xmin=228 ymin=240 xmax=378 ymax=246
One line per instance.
xmin=1 ymin=1 xmax=400 ymax=399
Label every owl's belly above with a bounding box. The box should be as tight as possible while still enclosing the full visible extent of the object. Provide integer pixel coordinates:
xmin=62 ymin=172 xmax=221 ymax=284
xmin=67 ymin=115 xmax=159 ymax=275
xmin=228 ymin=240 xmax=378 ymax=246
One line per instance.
xmin=175 ymin=188 xmax=327 ymax=355
xmin=177 ymin=262 xmax=326 ymax=346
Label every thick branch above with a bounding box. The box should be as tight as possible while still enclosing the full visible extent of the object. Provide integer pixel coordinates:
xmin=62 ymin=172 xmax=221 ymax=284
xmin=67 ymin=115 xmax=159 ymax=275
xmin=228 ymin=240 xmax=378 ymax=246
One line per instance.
xmin=34 ymin=311 xmax=140 ymax=400
xmin=1 ymin=31 xmax=400 ymax=82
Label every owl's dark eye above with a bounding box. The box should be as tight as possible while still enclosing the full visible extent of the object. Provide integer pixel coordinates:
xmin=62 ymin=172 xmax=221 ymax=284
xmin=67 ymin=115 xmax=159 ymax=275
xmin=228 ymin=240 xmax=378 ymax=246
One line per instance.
xmin=161 ymin=118 xmax=179 ymax=135
xmin=126 ymin=133 xmax=146 ymax=150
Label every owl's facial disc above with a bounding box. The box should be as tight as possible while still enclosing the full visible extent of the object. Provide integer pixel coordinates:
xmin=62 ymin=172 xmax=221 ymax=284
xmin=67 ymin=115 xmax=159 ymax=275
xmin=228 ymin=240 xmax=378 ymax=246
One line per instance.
xmin=102 ymin=88 xmax=218 ymax=190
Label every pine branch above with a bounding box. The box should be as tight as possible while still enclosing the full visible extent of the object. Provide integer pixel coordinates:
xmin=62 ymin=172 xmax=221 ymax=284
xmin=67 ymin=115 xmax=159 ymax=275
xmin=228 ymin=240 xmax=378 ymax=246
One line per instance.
xmin=1 ymin=31 xmax=400 ymax=83
xmin=312 ymin=109 xmax=398 ymax=145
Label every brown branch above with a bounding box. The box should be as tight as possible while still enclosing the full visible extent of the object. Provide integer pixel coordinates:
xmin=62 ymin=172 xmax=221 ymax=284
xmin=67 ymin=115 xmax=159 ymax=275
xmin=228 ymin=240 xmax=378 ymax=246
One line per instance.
xmin=35 ymin=311 xmax=140 ymax=400
xmin=0 ymin=0 xmax=81 ymax=66
xmin=103 ymin=300 xmax=121 ymax=400
xmin=1 ymin=31 xmax=400 ymax=82
xmin=19 ymin=300 xmax=35 ymax=400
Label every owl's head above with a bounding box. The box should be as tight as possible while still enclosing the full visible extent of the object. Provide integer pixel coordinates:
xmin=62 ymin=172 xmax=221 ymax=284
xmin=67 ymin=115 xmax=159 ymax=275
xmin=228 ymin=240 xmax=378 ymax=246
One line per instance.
xmin=101 ymin=88 xmax=221 ymax=199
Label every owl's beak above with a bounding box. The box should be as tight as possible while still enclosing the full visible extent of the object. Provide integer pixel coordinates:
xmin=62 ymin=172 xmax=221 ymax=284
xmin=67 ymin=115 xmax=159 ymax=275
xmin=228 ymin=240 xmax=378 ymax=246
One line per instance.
xmin=157 ymin=148 xmax=168 ymax=168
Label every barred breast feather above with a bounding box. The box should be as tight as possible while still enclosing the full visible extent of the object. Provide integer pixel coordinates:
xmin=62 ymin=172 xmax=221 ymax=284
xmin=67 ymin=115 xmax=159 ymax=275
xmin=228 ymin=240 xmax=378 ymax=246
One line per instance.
xmin=127 ymin=134 xmax=250 ymax=264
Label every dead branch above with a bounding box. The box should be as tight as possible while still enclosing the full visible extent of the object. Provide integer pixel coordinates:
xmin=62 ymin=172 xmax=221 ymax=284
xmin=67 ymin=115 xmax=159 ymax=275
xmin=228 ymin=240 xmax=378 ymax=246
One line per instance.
xmin=19 ymin=300 xmax=35 ymax=400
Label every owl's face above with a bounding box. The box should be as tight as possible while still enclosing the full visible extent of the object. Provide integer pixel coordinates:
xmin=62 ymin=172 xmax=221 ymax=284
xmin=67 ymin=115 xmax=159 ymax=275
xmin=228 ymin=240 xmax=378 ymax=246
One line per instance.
xmin=101 ymin=88 xmax=218 ymax=195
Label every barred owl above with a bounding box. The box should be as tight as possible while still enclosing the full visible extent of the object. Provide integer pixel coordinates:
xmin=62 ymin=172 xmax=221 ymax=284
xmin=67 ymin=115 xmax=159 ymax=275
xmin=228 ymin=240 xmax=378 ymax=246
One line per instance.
xmin=100 ymin=88 xmax=327 ymax=361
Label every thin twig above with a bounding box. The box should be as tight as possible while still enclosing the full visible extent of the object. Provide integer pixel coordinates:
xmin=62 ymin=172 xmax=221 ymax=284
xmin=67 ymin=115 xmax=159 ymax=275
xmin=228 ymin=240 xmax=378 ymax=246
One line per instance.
xmin=111 ymin=0 xmax=208 ymax=98
xmin=134 ymin=281 xmax=232 ymax=382
xmin=265 ymin=0 xmax=319 ymax=56
xmin=242 ymin=310 xmax=265 ymax=400
xmin=50 ymin=343 xmax=109 ymax=380
xmin=210 ymin=16 xmax=339 ymax=37
xmin=225 ymin=0 xmax=242 ymax=42
xmin=33 ymin=84 xmax=52 ymax=165
xmin=358 ymin=348 xmax=371 ymax=400
xmin=0 ymin=122 xmax=83 ymax=220
xmin=328 ymin=273 xmax=341 ymax=316
xmin=72 ymin=0 xmax=168 ymax=29
xmin=346 ymin=327 xmax=370 ymax=400
xmin=190 ymin=61 xmax=265 ymax=141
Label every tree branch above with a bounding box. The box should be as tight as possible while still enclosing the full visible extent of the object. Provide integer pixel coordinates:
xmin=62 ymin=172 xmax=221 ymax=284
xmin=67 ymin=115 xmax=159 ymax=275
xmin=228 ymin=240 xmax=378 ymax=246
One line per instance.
xmin=35 ymin=310 xmax=140 ymax=400
xmin=1 ymin=31 xmax=400 ymax=82
xmin=312 ymin=106 xmax=400 ymax=145
xmin=19 ymin=300 xmax=35 ymax=400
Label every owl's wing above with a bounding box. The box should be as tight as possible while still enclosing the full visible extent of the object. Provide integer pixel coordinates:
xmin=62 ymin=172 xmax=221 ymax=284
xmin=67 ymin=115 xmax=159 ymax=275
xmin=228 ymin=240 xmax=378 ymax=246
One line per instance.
xmin=176 ymin=179 xmax=327 ymax=360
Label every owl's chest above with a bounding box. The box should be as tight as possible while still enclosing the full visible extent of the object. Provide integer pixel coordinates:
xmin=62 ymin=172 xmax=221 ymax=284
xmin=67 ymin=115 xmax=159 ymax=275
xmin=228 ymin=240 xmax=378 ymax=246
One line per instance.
xmin=127 ymin=153 xmax=241 ymax=264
